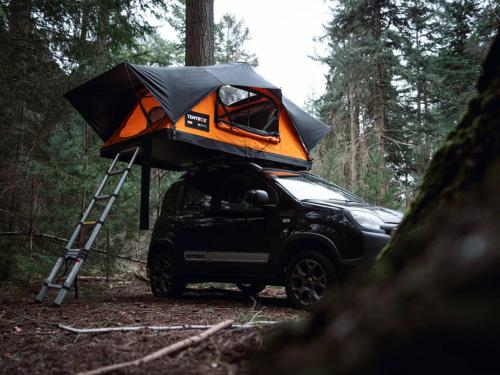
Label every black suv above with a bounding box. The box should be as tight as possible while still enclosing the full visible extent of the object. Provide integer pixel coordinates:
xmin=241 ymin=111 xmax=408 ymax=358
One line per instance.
xmin=148 ymin=162 xmax=402 ymax=308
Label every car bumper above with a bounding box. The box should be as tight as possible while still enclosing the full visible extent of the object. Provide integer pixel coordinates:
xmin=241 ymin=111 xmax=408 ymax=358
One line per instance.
xmin=361 ymin=230 xmax=391 ymax=263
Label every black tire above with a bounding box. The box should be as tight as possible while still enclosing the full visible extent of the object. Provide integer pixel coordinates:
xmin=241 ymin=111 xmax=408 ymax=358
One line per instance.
xmin=285 ymin=250 xmax=337 ymax=309
xmin=236 ymin=283 xmax=266 ymax=295
xmin=149 ymin=252 xmax=185 ymax=298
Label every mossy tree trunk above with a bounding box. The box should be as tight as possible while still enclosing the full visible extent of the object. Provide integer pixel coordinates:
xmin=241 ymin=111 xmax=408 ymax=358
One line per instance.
xmin=255 ymin=31 xmax=500 ymax=375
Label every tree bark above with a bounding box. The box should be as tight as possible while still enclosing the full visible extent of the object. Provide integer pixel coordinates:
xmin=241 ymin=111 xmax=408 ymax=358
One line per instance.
xmin=348 ymin=83 xmax=360 ymax=188
xmin=7 ymin=0 xmax=32 ymax=35
xmin=185 ymin=0 xmax=214 ymax=66
xmin=371 ymin=0 xmax=385 ymax=154
xmin=96 ymin=0 xmax=109 ymax=65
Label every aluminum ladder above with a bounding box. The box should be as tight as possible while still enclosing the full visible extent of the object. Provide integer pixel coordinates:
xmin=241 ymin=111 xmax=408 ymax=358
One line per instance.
xmin=35 ymin=147 xmax=140 ymax=306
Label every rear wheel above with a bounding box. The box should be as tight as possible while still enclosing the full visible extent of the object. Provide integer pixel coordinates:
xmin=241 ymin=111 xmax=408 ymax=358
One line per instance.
xmin=236 ymin=283 xmax=266 ymax=295
xmin=149 ymin=252 xmax=185 ymax=298
xmin=285 ymin=250 xmax=337 ymax=309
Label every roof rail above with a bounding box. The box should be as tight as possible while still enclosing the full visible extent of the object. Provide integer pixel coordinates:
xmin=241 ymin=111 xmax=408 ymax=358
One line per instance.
xmin=183 ymin=157 xmax=263 ymax=175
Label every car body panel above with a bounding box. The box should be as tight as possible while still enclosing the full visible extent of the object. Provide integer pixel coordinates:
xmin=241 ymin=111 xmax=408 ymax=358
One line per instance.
xmin=148 ymin=163 xmax=402 ymax=285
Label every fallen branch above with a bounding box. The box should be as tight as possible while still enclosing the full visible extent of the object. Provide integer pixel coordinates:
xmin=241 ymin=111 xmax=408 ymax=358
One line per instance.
xmin=0 ymin=231 xmax=146 ymax=264
xmin=58 ymin=320 xmax=279 ymax=334
xmin=2 ymin=304 xmax=50 ymax=326
xmin=77 ymin=276 xmax=121 ymax=282
xmin=77 ymin=319 xmax=234 ymax=375
xmin=133 ymin=272 xmax=149 ymax=284
xmin=59 ymin=324 xmax=143 ymax=333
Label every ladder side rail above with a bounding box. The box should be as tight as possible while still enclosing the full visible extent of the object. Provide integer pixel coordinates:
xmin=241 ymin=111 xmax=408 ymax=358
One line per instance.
xmin=53 ymin=258 xmax=84 ymax=306
xmin=80 ymin=148 xmax=140 ymax=255
xmin=63 ymin=152 xmax=122 ymax=252
xmin=35 ymin=257 xmax=65 ymax=302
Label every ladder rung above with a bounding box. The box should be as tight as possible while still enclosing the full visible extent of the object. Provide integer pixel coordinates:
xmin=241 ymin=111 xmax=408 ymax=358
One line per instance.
xmin=95 ymin=194 xmax=112 ymax=201
xmin=82 ymin=220 xmax=97 ymax=225
xmin=108 ymin=168 xmax=128 ymax=176
xmin=47 ymin=283 xmax=62 ymax=289
xmin=65 ymin=248 xmax=80 ymax=257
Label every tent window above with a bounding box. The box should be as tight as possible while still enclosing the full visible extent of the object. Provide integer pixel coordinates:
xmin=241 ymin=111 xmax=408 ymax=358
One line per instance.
xmin=148 ymin=106 xmax=167 ymax=125
xmin=216 ymin=85 xmax=279 ymax=138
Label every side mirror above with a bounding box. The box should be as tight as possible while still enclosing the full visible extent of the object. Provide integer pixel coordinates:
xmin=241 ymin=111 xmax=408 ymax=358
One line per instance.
xmin=246 ymin=189 xmax=269 ymax=205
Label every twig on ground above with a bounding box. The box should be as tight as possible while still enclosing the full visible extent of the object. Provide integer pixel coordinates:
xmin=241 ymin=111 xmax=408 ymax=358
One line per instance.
xmin=77 ymin=319 xmax=234 ymax=375
xmin=2 ymin=304 xmax=52 ymax=326
xmin=77 ymin=276 xmax=121 ymax=282
xmin=59 ymin=324 xmax=143 ymax=333
xmin=58 ymin=320 xmax=279 ymax=334
xmin=250 ymin=296 xmax=258 ymax=310
xmin=133 ymin=272 xmax=149 ymax=284
xmin=246 ymin=309 xmax=262 ymax=326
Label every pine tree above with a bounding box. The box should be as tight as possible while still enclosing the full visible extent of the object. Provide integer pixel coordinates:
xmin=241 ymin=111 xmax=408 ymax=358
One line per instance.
xmin=314 ymin=0 xmax=398 ymax=206
xmin=215 ymin=13 xmax=258 ymax=66
xmin=315 ymin=0 xmax=498 ymax=208
xmin=0 ymin=0 xmax=170 ymax=282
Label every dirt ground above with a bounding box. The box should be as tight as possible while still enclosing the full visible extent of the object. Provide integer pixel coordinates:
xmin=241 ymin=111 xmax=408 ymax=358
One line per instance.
xmin=0 ymin=279 xmax=303 ymax=374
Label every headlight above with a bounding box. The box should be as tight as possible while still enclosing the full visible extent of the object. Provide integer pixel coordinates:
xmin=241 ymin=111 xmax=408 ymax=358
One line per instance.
xmin=349 ymin=210 xmax=384 ymax=230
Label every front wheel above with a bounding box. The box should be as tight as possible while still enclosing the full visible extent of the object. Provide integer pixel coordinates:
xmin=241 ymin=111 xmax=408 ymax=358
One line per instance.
xmin=149 ymin=252 xmax=185 ymax=298
xmin=236 ymin=283 xmax=266 ymax=295
xmin=285 ymin=250 xmax=337 ymax=309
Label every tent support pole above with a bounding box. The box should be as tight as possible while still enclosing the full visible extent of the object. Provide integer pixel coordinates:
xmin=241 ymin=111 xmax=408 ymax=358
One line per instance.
xmin=140 ymin=141 xmax=151 ymax=230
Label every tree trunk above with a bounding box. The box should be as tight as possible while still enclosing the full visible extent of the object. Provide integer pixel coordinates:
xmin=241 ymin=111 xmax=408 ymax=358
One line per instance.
xmin=96 ymin=0 xmax=109 ymax=65
xmin=348 ymin=83 xmax=360 ymax=188
xmin=254 ymin=32 xmax=500 ymax=375
xmin=185 ymin=0 xmax=214 ymax=66
xmin=8 ymin=0 xmax=32 ymax=35
xmin=371 ymin=0 xmax=385 ymax=154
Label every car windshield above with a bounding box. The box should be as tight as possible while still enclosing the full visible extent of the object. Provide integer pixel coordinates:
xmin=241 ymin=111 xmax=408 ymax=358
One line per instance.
xmin=273 ymin=173 xmax=365 ymax=203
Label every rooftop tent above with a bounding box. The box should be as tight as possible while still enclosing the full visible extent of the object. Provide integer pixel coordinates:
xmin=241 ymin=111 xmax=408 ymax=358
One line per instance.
xmin=64 ymin=62 xmax=331 ymax=171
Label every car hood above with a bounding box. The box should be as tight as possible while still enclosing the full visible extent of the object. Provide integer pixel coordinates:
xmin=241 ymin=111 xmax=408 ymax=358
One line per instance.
xmin=301 ymin=199 xmax=403 ymax=224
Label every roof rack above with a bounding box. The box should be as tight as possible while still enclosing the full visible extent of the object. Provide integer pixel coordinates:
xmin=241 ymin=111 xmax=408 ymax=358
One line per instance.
xmin=182 ymin=156 xmax=263 ymax=175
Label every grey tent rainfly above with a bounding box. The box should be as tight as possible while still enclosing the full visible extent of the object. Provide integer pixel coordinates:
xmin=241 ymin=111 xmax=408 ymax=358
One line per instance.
xmin=64 ymin=62 xmax=331 ymax=170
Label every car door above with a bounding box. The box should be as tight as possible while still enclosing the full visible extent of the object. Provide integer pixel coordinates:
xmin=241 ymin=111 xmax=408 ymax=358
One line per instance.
xmin=173 ymin=175 xmax=215 ymax=257
xmin=174 ymin=170 xmax=237 ymax=276
xmin=208 ymin=171 xmax=278 ymax=275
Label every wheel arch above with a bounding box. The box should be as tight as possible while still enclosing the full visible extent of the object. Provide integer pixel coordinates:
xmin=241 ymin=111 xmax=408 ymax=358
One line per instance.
xmin=280 ymin=233 xmax=342 ymax=275
xmin=147 ymin=238 xmax=177 ymax=268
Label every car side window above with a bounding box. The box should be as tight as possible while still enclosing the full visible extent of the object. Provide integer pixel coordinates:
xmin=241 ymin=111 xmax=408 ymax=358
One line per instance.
xmin=161 ymin=180 xmax=183 ymax=213
xmin=182 ymin=181 xmax=212 ymax=212
xmin=221 ymin=174 xmax=274 ymax=210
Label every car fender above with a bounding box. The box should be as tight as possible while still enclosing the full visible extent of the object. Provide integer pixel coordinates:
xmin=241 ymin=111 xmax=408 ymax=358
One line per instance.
xmin=279 ymin=232 xmax=342 ymax=270
xmin=147 ymin=238 xmax=178 ymax=267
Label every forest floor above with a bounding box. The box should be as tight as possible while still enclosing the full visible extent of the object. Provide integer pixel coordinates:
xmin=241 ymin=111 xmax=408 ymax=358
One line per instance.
xmin=0 ymin=278 xmax=303 ymax=374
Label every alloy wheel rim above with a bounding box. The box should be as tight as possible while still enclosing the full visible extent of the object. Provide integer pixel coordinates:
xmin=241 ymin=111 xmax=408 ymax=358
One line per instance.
xmin=152 ymin=258 xmax=173 ymax=294
xmin=290 ymin=258 xmax=327 ymax=306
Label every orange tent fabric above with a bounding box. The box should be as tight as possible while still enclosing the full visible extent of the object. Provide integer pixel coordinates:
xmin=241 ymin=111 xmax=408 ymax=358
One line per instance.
xmin=104 ymin=91 xmax=309 ymax=164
